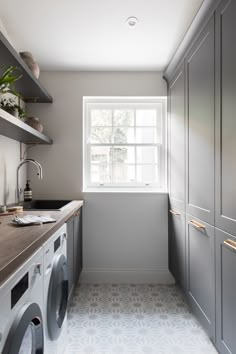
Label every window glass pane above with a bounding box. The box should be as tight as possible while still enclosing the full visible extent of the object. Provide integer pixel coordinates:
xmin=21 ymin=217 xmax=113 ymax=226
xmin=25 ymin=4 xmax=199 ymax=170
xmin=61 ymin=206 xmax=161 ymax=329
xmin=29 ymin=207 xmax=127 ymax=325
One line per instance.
xmin=91 ymin=146 xmax=112 ymax=163
xmin=136 ymin=147 xmax=158 ymax=164
xmin=137 ymin=165 xmax=158 ymax=183
xmin=136 ymin=109 xmax=157 ymax=126
xmin=136 ymin=127 xmax=157 ymax=143
xmin=90 ymin=127 xmax=112 ymax=143
xmin=113 ymin=110 xmax=134 ymax=126
xmin=113 ymin=164 xmax=135 ymax=183
xmin=91 ymin=110 xmax=112 ymax=126
xmin=91 ymin=164 xmax=111 ymax=183
xmin=113 ymin=127 xmax=135 ymax=143
xmin=113 ymin=146 xmax=135 ymax=163
xmin=156 ymin=105 xmax=162 ymax=143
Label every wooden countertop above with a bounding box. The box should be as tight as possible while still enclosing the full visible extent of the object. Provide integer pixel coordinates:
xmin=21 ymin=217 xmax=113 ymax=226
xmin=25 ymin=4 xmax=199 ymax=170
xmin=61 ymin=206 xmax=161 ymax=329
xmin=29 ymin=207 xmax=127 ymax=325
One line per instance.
xmin=0 ymin=200 xmax=83 ymax=286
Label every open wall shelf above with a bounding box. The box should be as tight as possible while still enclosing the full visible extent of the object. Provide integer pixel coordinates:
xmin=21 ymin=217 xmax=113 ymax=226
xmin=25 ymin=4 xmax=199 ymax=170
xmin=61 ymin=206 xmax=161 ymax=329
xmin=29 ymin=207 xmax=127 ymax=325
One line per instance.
xmin=0 ymin=31 xmax=52 ymax=103
xmin=0 ymin=108 xmax=53 ymax=144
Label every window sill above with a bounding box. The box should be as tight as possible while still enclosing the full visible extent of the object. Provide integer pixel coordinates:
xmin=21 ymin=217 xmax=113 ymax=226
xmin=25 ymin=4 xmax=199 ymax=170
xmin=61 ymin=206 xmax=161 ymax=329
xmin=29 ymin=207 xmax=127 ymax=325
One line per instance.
xmin=83 ymin=188 xmax=168 ymax=194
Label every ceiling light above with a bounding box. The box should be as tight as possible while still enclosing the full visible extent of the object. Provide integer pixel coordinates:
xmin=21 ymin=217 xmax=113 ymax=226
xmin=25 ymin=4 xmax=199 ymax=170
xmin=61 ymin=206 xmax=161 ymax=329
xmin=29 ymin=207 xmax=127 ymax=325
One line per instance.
xmin=126 ymin=17 xmax=139 ymax=27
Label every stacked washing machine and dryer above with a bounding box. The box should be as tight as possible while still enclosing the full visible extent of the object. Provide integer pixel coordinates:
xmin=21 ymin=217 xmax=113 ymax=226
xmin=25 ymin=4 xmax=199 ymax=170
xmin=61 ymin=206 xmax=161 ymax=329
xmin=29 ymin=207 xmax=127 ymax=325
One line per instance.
xmin=0 ymin=223 xmax=69 ymax=354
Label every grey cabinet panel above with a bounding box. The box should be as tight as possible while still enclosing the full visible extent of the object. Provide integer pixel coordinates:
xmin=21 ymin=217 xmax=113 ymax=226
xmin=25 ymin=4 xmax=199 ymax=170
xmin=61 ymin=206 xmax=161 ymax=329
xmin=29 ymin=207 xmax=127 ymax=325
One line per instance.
xmin=215 ymin=0 xmax=236 ymax=236
xmin=66 ymin=208 xmax=83 ymax=305
xmin=215 ymin=228 xmax=236 ymax=354
xmin=168 ymin=63 xmax=185 ymax=211
xmin=169 ymin=208 xmax=186 ymax=289
xmin=186 ymin=215 xmax=215 ymax=340
xmin=186 ymin=17 xmax=215 ymax=225
xmin=66 ymin=216 xmax=74 ymax=304
xmin=73 ymin=209 xmax=83 ymax=286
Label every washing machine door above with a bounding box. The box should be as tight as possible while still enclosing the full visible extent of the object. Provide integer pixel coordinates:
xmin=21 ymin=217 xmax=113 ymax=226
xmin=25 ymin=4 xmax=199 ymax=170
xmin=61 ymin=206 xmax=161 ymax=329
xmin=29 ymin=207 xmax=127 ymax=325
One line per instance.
xmin=47 ymin=253 xmax=68 ymax=340
xmin=2 ymin=302 xmax=44 ymax=354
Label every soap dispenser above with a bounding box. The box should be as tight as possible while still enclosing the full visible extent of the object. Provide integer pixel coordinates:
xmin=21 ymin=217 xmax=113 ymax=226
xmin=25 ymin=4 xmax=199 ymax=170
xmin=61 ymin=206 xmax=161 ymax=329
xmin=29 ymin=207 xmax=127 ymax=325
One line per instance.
xmin=24 ymin=180 xmax=32 ymax=201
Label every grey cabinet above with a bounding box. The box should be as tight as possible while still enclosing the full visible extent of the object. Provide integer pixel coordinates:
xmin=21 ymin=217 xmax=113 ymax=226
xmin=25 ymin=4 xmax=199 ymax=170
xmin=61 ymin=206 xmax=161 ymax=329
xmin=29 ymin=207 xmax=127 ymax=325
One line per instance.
xmin=215 ymin=0 xmax=236 ymax=236
xmin=215 ymin=228 xmax=236 ymax=354
xmin=66 ymin=216 xmax=75 ymax=303
xmin=168 ymin=63 xmax=185 ymax=211
xmin=73 ymin=209 xmax=83 ymax=286
xmin=169 ymin=208 xmax=186 ymax=289
xmin=186 ymin=215 xmax=215 ymax=340
xmin=185 ymin=17 xmax=215 ymax=225
xmin=66 ymin=207 xmax=83 ymax=304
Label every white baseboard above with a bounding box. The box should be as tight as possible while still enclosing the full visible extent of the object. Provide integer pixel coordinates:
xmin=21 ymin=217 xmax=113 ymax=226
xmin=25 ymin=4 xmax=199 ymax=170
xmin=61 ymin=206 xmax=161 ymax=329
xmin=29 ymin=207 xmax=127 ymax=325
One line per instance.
xmin=80 ymin=268 xmax=175 ymax=284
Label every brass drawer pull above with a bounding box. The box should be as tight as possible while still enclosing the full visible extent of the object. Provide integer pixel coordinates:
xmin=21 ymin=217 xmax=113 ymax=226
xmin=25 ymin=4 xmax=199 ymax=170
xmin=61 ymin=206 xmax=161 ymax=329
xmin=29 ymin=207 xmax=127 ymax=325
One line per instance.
xmin=73 ymin=211 xmax=81 ymax=217
xmin=169 ymin=209 xmax=180 ymax=216
xmin=188 ymin=220 xmax=206 ymax=230
xmin=224 ymin=239 xmax=236 ymax=252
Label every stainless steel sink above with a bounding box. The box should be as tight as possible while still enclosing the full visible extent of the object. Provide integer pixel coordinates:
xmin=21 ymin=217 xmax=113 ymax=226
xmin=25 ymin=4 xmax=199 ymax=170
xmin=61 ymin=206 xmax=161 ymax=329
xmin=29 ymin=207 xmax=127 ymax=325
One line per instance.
xmin=22 ymin=200 xmax=72 ymax=211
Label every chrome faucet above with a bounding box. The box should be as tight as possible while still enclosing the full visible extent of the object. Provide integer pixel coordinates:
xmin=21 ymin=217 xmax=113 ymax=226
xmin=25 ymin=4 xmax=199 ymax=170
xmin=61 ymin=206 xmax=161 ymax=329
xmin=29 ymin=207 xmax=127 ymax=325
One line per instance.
xmin=16 ymin=159 xmax=43 ymax=204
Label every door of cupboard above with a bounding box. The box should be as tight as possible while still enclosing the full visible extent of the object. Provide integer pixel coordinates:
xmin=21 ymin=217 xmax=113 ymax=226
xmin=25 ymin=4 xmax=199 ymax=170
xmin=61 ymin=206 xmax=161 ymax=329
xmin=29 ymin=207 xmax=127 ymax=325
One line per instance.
xmin=73 ymin=208 xmax=83 ymax=286
xmin=168 ymin=63 xmax=185 ymax=211
xmin=215 ymin=228 xmax=236 ymax=354
xmin=186 ymin=215 xmax=215 ymax=340
xmin=185 ymin=16 xmax=215 ymax=225
xmin=66 ymin=216 xmax=74 ymax=304
xmin=215 ymin=0 xmax=236 ymax=236
xmin=169 ymin=208 xmax=186 ymax=289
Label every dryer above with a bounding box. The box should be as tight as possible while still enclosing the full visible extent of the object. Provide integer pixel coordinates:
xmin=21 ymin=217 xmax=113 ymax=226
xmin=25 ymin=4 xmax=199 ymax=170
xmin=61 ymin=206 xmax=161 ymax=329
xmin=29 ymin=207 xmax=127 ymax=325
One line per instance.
xmin=0 ymin=247 xmax=44 ymax=354
xmin=43 ymin=223 xmax=68 ymax=354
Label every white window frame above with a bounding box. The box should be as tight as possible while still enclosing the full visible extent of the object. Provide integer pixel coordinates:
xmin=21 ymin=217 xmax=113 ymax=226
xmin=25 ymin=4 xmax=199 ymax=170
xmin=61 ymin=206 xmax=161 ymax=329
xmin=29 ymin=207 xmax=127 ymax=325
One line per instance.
xmin=83 ymin=97 xmax=167 ymax=192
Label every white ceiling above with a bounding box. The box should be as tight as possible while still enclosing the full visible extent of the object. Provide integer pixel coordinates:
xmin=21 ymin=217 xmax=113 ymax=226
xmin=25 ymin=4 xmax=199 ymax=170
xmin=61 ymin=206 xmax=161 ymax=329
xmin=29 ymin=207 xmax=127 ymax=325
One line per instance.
xmin=0 ymin=0 xmax=203 ymax=71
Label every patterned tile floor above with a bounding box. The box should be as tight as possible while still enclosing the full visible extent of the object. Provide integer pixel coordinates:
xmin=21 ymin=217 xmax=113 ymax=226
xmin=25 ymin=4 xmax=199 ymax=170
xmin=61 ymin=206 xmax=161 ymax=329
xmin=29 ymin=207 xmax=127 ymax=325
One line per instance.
xmin=65 ymin=284 xmax=218 ymax=354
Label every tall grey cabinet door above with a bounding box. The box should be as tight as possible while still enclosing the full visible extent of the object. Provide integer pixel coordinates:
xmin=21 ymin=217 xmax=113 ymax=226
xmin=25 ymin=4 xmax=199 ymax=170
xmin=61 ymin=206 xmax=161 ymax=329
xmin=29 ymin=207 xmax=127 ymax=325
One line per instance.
xmin=186 ymin=215 xmax=215 ymax=340
xmin=215 ymin=228 xmax=236 ymax=354
xmin=169 ymin=208 xmax=186 ymax=289
xmin=168 ymin=63 xmax=185 ymax=211
xmin=215 ymin=0 xmax=236 ymax=236
xmin=186 ymin=17 xmax=215 ymax=225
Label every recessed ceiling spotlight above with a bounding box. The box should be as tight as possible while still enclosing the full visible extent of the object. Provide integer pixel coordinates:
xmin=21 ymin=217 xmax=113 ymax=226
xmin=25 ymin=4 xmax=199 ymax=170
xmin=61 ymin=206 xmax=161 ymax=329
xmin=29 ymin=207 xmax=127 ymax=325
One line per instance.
xmin=126 ymin=16 xmax=139 ymax=27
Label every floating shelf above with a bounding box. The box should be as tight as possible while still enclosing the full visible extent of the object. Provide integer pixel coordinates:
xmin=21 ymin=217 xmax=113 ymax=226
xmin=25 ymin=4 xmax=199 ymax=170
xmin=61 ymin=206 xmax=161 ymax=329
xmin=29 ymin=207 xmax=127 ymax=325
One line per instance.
xmin=0 ymin=32 xmax=52 ymax=103
xmin=0 ymin=108 xmax=53 ymax=144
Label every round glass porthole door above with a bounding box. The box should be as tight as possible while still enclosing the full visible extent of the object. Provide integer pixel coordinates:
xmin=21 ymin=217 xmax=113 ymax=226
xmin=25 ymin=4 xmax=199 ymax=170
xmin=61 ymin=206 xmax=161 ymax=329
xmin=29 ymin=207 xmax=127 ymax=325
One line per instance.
xmin=3 ymin=303 xmax=44 ymax=354
xmin=47 ymin=253 xmax=68 ymax=340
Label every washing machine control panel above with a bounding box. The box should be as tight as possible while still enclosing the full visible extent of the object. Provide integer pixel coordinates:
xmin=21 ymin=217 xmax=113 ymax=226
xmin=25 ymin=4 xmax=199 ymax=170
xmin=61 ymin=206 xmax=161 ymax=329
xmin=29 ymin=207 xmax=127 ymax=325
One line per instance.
xmin=54 ymin=236 xmax=61 ymax=253
xmin=11 ymin=272 xmax=28 ymax=309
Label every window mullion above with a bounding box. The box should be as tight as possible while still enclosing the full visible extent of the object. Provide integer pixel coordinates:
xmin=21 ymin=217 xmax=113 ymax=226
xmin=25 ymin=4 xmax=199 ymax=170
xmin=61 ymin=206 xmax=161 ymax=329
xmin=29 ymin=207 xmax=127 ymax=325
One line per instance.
xmin=111 ymin=110 xmax=114 ymax=184
xmin=134 ymin=109 xmax=137 ymax=183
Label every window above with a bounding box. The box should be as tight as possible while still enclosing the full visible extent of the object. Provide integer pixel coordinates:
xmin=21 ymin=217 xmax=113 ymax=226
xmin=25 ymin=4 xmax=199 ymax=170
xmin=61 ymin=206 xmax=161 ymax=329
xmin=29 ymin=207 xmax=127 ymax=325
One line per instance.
xmin=83 ymin=97 xmax=167 ymax=191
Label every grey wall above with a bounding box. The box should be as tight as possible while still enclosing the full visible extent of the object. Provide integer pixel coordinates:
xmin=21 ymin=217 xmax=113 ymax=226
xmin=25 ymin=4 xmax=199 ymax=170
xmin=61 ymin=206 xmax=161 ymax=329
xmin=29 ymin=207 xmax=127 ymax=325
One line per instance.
xmin=0 ymin=136 xmax=26 ymax=205
xmin=28 ymin=71 xmax=172 ymax=283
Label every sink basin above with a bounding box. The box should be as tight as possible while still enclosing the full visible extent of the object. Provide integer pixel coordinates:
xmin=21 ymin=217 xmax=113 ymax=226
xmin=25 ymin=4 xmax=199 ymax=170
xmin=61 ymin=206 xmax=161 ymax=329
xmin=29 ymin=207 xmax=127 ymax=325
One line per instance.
xmin=23 ymin=200 xmax=72 ymax=211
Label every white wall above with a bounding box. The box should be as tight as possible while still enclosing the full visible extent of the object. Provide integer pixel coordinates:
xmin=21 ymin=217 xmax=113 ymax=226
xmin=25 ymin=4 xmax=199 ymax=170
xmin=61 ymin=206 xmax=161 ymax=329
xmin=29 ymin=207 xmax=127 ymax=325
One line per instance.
xmin=28 ymin=71 xmax=172 ymax=283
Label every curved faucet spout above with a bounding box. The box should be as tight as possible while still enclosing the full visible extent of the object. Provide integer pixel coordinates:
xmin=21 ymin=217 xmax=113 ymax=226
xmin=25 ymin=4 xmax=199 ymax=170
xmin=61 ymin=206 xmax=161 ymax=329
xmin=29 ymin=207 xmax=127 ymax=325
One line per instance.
xmin=16 ymin=159 xmax=43 ymax=204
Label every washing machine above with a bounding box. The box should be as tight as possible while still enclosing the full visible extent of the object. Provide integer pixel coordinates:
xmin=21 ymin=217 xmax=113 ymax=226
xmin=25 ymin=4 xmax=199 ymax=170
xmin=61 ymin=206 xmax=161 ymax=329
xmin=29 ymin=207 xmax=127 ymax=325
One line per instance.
xmin=43 ymin=223 xmax=68 ymax=354
xmin=0 ymin=247 xmax=44 ymax=354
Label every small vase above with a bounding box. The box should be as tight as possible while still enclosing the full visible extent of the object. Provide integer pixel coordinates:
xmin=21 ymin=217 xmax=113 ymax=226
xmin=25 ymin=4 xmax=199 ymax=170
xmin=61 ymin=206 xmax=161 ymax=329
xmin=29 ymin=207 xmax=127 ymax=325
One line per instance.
xmin=19 ymin=51 xmax=40 ymax=79
xmin=25 ymin=117 xmax=43 ymax=133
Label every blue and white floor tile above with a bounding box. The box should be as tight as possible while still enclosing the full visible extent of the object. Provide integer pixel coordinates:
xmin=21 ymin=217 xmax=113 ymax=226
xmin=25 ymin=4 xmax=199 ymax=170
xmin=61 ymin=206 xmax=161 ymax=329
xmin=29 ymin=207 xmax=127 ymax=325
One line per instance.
xmin=65 ymin=284 xmax=218 ymax=354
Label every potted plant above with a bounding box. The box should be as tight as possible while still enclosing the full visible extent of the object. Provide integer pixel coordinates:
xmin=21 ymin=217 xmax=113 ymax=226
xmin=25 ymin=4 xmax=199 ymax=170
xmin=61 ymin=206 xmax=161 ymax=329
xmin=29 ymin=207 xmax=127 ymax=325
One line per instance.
xmin=0 ymin=97 xmax=26 ymax=118
xmin=0 ymin=66 xmax=22 ymax=95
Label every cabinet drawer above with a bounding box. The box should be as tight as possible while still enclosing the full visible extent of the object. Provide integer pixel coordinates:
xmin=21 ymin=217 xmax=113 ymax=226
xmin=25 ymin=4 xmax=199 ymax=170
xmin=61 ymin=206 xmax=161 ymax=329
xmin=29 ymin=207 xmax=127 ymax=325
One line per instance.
xmin=186 ymin=215 xmax=215 ymax=340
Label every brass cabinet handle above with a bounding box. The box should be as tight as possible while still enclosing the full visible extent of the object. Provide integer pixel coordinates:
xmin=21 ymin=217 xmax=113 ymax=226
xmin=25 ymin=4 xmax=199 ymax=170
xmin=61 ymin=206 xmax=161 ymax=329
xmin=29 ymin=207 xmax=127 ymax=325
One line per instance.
xmin=224 ymin=239 xmax=236 ymax=252
xmin=73 ymin=210 xmax=81 ymax=217
xmin=169 ymin=209 xmax=180 ymax=216
xmin=188 ymin=220 xmax=206 ymax=230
